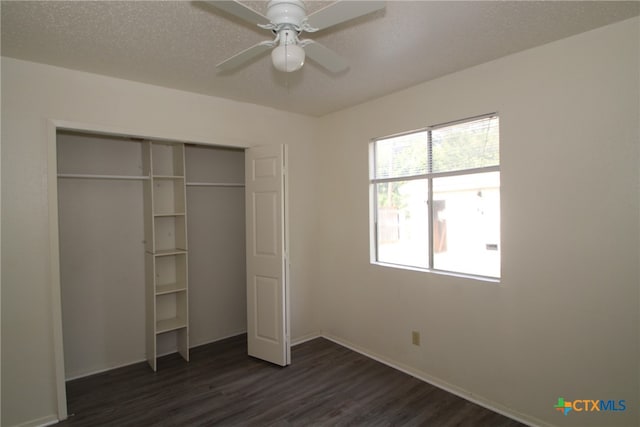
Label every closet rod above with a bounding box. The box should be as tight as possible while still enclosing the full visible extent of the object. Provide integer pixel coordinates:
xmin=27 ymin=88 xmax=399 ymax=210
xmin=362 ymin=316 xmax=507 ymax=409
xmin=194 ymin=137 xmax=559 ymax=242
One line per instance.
xmin=186 ymin=182 xmax=245 ymax=188
xmin=58 ymin=173 xmax=149 ymax=181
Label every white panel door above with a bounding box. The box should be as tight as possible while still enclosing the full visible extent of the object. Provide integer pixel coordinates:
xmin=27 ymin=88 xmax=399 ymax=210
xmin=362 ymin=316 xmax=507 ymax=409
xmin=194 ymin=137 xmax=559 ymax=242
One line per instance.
xmin=245 ymin=145 xmax=290 ymax=366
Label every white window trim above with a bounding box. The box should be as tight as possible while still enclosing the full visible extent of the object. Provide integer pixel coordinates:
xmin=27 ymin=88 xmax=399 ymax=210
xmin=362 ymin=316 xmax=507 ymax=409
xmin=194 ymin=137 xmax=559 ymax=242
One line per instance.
xmin=369 ymin=113 xmax=501 ymax=281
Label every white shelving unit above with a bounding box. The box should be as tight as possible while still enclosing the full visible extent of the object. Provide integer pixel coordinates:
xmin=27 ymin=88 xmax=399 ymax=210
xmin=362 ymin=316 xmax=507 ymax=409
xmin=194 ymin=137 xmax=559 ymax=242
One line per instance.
xmin=144 ymin=141 xmax=189 ymax=371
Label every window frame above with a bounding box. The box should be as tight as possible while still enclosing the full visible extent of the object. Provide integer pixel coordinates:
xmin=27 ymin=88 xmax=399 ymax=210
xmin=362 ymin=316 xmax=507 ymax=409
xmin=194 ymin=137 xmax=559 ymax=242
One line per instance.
xmin=370 ymin=113 xmax=501 ymax=281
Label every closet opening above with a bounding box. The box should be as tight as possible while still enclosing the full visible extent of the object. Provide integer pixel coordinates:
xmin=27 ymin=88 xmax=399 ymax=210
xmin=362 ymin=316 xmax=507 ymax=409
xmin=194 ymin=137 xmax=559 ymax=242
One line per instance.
xmin=55 ymin=128 xmax=247 ymax=413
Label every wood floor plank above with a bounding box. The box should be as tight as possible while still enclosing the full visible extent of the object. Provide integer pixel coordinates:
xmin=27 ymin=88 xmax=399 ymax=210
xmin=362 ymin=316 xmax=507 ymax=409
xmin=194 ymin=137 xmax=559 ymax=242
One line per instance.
xmin=57 ymin=335 xmax=525 ymax=426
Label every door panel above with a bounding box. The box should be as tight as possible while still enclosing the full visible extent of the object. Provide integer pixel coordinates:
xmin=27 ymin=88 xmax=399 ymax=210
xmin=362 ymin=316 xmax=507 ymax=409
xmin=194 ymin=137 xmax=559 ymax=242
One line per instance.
xmin=245 ymin=145 xmax=290 ymax=366
xmin=255 ymin=275 xmax=279 ymax=342
xmin=254 ymin=192 xmax=278 ymax=256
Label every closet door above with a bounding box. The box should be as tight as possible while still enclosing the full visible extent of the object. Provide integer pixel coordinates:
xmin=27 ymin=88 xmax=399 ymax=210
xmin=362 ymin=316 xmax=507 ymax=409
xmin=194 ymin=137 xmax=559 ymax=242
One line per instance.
xmin=245 ymin=145 xmax=290 ymax=366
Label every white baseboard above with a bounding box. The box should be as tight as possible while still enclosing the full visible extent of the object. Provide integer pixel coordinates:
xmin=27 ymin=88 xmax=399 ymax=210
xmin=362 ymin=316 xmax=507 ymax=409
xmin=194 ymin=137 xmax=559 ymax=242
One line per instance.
xmin=12 ymin=414 xmax=59 ymax=427
xmin=291 ymin=331 xmax=322 ymax=346
xmin=67 ymin=331 xmax=249 ymax=381
xmin=321 ymin=333 xmax=550 ymax=427
xmin=189 ymin=330 xmax=247 ymax=349
xmin=65 ymin=357 xmax=148 ymax=381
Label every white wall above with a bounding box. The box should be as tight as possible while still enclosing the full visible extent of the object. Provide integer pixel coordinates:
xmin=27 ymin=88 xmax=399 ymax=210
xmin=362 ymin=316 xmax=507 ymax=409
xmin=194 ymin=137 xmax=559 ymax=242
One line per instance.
xmin=1 ymin=57 xmax=320 ymax=426
xmin=315 ymin=17 xmax=639 ymax=427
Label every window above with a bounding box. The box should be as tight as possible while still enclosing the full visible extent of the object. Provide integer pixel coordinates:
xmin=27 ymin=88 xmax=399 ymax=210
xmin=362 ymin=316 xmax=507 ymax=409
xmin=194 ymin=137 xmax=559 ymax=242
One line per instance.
xmin=370 ymin=114 xmax=500 ymax=279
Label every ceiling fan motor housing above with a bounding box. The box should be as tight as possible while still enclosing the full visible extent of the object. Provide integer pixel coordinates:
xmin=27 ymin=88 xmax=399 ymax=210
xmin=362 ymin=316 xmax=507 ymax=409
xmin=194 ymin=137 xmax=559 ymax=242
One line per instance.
xmin=266 ymin=0 xmax=307 ymax=28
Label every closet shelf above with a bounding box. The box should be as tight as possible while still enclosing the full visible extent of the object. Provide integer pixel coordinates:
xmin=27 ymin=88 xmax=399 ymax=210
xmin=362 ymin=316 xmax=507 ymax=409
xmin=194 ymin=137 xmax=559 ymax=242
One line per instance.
xmin=152 ymin=249 xmax=187 ymax=257
xmin=153 ymin=212 xmax=186 ymax=217
xmin=186 ymin=182 xmax=245 ymax=188
xmin=58 ymin=173 xmax=149 ymax=181
xmin=156 ymin=317 xmax=187 ymax=334
xmin=153 ymin=175 xmax=184 ymax=180
xmin=156 ymin=283 xmax=187 ymax=296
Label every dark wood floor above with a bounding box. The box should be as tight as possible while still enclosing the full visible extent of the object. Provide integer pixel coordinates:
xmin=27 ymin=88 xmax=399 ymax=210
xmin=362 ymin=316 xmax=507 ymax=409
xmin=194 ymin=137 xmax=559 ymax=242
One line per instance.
xmin=58 ymin=335 xmax=524 ymax=426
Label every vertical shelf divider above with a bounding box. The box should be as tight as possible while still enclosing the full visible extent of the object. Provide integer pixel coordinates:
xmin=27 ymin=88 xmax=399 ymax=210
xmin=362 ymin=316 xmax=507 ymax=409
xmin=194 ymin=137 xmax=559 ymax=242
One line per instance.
xmin=144 ymin=141 xmax=189 ymax=371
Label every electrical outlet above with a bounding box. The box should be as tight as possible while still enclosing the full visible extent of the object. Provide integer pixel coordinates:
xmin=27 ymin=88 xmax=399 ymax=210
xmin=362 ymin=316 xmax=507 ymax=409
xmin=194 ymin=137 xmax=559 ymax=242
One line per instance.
xmin=412 ymin=330 xmax=420 ymax=346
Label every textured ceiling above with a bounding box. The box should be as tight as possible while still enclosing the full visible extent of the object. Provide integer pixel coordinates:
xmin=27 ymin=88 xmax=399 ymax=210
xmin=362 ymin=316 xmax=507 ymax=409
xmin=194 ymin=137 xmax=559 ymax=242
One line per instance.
xmin=2 ymin=1 xmax=639 ymax=116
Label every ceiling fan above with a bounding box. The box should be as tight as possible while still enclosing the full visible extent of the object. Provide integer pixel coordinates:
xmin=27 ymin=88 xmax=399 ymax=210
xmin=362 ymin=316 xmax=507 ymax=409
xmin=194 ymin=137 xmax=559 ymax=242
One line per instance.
xmin=204 ymin=0 xmax=385 ymax=73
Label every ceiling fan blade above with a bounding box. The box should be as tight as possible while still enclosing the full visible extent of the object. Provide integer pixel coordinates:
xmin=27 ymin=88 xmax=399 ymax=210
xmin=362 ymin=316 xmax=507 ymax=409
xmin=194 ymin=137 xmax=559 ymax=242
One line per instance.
xmin=202 ymin=0 xmax=269 ymax=26
xmin=216 ymin=41 xmax=274 ymax=72
xmin=306 ymin=1 xmax=385 ymax=31
xmin=303 ymin=40 xmax=349 ymax=73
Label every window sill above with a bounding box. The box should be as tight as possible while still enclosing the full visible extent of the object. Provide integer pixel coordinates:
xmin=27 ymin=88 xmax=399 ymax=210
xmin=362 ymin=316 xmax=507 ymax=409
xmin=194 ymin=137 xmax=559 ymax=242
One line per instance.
xmin=371 ymin=261 xmax=501 ymax=284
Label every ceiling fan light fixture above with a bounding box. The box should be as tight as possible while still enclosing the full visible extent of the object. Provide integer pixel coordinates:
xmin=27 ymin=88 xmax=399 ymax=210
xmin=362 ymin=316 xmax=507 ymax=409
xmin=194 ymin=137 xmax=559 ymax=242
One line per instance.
xmin=271 ymin=43 xmax=305 ymax=72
